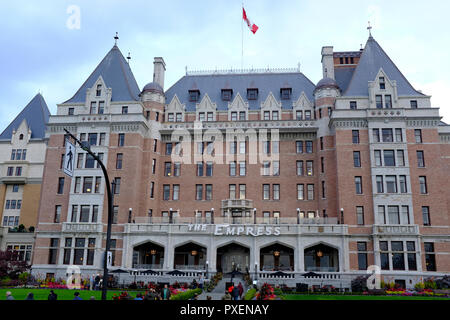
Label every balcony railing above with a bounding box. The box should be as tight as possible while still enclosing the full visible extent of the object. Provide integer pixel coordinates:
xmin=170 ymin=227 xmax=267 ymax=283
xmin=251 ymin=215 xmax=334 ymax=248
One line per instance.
xmin=221 ymin=199 xmax=253 ymax=209
xmin=132 ymin=264 xmax=163 ymax=270
xmin=133 ymin=216 xmax=338 ymax=225
xmin=61 ymin=222 xmax=103 ymax=233
xmin=175 ymin=265 xmax=206 ymax=270
xmin=373 ymin=224 xmax=419 ymax=235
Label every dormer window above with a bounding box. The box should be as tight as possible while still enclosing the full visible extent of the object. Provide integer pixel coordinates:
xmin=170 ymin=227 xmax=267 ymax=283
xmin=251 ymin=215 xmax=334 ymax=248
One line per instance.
xmin=98 ymin=101 xmax=105 ymax=114
xmin=176 ymin=113 xmax=182 ymax=122
xmin=385 ymin=95 xmax=392 ymax=108
xmin=239 ymin=111 xmax=246 ymax=121
xmin=121 ymin=106 xmax=128 ymax=114
xmin=189 ymin=90 xmax=200 ymax=102
xmin=198 ymin=112 xmax=205 ymax=122
xmin=350 ymin=101 xmax=357 ymax=110
xmin=379 ymin=77 xmax=385 ymax=90
xmin=68 ymin=108 xmax=74 ymax=115
xmin=247 ymin=88 xmax=258 ymax=100
xmin=280 ymin=88 xmax=292 ymax=100
xmin=272 ymin=111 xmax=279 ymax=121
xmin=221 ymin=89 xmax=233 ymax=101
xmin=96 ymin=84 xmax=102 ymax=96
xmin=167 ymin=113 xmax=174 ymax=122
xmin=410 ymin=100 xmax=418 ymax=109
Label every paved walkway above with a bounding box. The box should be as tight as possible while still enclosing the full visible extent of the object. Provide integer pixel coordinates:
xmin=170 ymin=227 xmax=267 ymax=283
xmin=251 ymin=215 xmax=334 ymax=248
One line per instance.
xmin=198 ymin=277 xmax=249 ymax=300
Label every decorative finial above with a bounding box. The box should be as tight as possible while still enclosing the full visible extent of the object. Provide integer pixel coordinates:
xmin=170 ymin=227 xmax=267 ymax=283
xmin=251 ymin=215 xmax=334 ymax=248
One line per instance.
xmin=127 ymin=52 xmax=131 ymax=63
xmin=114 ymin=32 xmax=119 ymax=45
xmin=360 ymin=43 xmax=363 ymax=50
xmin=297 ymin=62 xmax=301 ymax=72
xmin=367 ymin=21 xmax=372 ymax=37
xmin=185 ymin=66 xmax=188 ymax=75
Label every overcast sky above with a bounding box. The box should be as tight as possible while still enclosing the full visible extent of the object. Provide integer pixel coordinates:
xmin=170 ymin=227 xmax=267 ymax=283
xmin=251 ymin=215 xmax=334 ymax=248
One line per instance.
xmin=1 ymin=0 xmax=449 ymax=131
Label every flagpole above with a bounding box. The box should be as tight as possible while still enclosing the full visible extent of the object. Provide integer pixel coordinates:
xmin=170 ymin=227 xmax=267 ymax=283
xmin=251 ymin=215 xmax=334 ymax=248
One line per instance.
xmin=241 ymin=2 xmax=244 ymax=70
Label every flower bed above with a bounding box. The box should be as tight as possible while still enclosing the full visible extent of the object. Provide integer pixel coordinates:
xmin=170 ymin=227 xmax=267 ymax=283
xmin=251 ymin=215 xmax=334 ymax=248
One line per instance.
xmin=255 ymin=283 xmax=277 ymax=300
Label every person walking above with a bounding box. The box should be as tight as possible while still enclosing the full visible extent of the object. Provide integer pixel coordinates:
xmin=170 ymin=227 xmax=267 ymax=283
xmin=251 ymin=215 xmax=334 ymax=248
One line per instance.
xmin=6 ymin=291 xmax=14 ymax=300
xmin=237 ymin=282 xmax=244 ymax=300
xmin=73 ymin=292 xmax=83 ymax=300
xmin=48 ymin=290 xmax=58 ymax=300
xmin=25 ymin=293 xmax=34 ymax=300
xmin=161 ymin=284 xmax=171 ymax=300
xmin=232 ymin=285 xmax=240 ymax=300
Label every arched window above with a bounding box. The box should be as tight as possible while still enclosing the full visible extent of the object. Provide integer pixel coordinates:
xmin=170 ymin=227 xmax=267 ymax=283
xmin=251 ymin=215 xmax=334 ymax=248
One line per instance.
xmin=19 ymin=134 xmax=24 ymax=140
xmin=96 ymin=84 xmax=102 ymax=96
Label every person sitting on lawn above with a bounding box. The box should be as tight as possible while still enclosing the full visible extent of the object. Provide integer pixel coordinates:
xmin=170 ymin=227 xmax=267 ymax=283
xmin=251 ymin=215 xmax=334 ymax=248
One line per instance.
xmin=6 ymin=291 xmax=14 ymax=300
xmin=73 ymin=292 xmax=82 ymax=300
xmin=25 ymin=293 xmax=34 ymax=300
xmin=48 ymin=290 xmax=58 ymax=300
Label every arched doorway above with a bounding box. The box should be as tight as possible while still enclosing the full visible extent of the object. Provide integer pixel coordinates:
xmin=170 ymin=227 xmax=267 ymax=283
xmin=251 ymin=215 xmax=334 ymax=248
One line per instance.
xmin=174 ymin=242 xmax=207 ymax=270
xmin=304 ymin=243 xmax=339 ymax=272
xmin=132 ymin=242 xmax=164 ymax=269
xmin=216 ymin=243 xmax=250 ymax=274
xmin=260 ymin=243 xmax=294 ymax=271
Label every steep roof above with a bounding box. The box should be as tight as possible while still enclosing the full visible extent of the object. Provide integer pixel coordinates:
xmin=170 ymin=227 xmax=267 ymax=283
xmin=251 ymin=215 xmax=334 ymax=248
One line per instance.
xmin=0 ymin=93 xmax=51 ymax=140
xmin=63 ymin=45 xmax=140 ymax=103
xmin=334 ymin=67 xmax=356 ymax=93
xmin=165 ymin=72 xmax=316 ymax=111
xmin=344 ymin=36 xmax=424 ymax=97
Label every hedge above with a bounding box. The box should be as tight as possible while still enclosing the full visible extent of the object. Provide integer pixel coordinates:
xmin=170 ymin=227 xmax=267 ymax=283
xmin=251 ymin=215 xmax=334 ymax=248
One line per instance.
xmin=170 ymin=288 xmax=202 ymax=300
xmin=244 ymin=288 xmax=257 ymax=300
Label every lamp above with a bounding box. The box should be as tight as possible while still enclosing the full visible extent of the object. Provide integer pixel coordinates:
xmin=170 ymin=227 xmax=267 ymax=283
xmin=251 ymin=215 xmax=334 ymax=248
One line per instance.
xmin=150 ymin=249 xmax=157 ymax=255
xmin=296 ymin=208 xmax=300 ymax=224
xmin=340 ymin=208 xmax=344 ymax=224
xmin=273 ymin=250 xmax=280 ymax=257
xmin=211 ymin=208 xmax=214 ymax=224
xmin=191 ymin=250 xmax=198 ymax=256
xmin=317 ymin=250 xmax=323 ymax=258
xmin=253 ymin=208 xmax=257 ymax=224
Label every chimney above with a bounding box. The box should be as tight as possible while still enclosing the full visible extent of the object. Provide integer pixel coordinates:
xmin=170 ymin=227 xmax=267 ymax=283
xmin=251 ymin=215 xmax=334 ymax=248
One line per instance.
xmin=153 ymin=57 xmax=166 ymax=90
xmin=321 ymin=46 xmax=334 ymax=80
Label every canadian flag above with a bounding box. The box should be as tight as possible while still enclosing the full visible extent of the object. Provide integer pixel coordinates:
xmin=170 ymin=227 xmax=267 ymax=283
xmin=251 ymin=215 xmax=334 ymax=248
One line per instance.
xmin=242 ymin=7 xmax=258 ymax=34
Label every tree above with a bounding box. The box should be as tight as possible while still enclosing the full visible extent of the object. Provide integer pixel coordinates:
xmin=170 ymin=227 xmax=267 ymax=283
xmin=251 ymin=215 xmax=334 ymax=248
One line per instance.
xmin=0 ymin=249 xmax=30 ymax=279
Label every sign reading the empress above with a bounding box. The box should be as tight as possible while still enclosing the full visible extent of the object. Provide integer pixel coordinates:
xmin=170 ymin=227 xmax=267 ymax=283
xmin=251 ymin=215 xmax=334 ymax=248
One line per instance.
xmin=188 ymin=224 xmax=281 ymax=236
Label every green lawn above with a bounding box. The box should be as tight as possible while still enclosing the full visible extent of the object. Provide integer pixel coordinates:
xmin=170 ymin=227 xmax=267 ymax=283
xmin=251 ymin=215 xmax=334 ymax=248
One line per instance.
xmin=0 ymin=288 xmax=146 ymax=300
xmin=282 ymin=294 xmax=449 ymax=300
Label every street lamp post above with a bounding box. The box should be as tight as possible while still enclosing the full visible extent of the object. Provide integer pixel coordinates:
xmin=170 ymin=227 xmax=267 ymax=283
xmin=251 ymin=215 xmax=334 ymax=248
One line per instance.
xmin=253 ymin=208 xmax=256 ymax=224
xmin=297 ymin=208 xmax=300 ymax=224
xmin=211 ymin=208 xmax=214 ymax=224
xmin=63 ymin=128 xmax=114 ymax=301
xmin=340 ymin=208 xmax=344 ymax=224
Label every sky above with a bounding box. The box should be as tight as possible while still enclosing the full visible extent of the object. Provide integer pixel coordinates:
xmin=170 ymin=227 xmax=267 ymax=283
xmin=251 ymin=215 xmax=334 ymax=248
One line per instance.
xmin=0 ymin=0 xmax=449 ymax=131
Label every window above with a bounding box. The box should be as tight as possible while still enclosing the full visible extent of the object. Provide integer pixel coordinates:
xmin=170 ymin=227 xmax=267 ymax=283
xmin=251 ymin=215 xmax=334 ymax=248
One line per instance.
xmin=239 ymin=184 xmax=246 ymax=199
xmin=296 ymin=110 xmax=302 ymax=120
xmin=165 ymin=142 xmax=173 ymax=155
xmin=376 ymin=175 xmax=384 ymax=193
xmin=320 ymin=137 xmax=323 ymax=150
xmin=357 ymin=242 xmax=368 ymax=270
xmin=296 ymin=160 xmax=303 ymax=176
xmin=48 ymin=239 xmax=59 ymax=264
xmin=424 ymin=242 xmax=436 ymax=271
xmin=353 ymin=151 xmax=361 ymax=167
xmin=378 ymin=206 xmax=386 ymax=224
xmin=73 ymin=177 xmax=81 ymax=193
xmin=113 ymin=177 xmax=121 ymax=194
xmin=321 ymin=157 xmax=324 ymax=173
xmin=85 ymin=154 xmax=95 ymax=168
xmin=392 ymin=241 xmax=405 ymax=270
xmin=304 ymin=111 xmax=311 ymax=120
xmin=350 ymin=101 xmax=357 ymax=110
xmin=384 ymin=150 xmax=395 ymax=166
xmin=307 ymin=184 xmax=314 ymax=200
xmin=401 ymin=205 xmax=410 ymax=225
xmin=273 ymin=161 xmax=280 ymax=176
xmin=273 ymin=184 xmax=280 ymax=200
xmin=422 ymin=206 xmax=431 ymax=226
xmin=155 ymin=112 xmax=160 ymax=122
xmin=206 ymin=141 xmax=214 ymax=155
xmin=229 ymin=184 xmax=236 ymax=199
xmin=189 ymin=90 xmax=200 ymax=102
xmin=118 ymin=133 xmax=125 ymax=146
xmin=280 ymin=88 xmax=292 ymax=100
xmin=79 ymin=205 xmax=90 ymax=222
xmin=388 ymin=206 xmax=400 ymax=224
xmin=94 ymin=177 xmax=101 ymax=193
xmin=86 ymin=238 xmax=96 ymax=265
xmin=198 ymin=112 xmax=205 ymax=122
xmin=382 ymin=129 xmax=393 ymax=142
xmin=272 ymin=141 xmax=279 ymax=154
xmin=272 ymin=111 xmax=279 ymax=120
xmin=379 ymin=77 xmax=385 ymax=89
xmin=221 ymin=89 xmax=232 ymax=101
xmin=321 ymin=181 xmax=326 ymax=198
xmin=262 ymin=161 xmax=270 ymax=176
xmin=196 ymin=162 xmax=204 ymax=176
xmin=98 ymin=101 xmax=104 ymax=114
xmin=63 ymin=238 xmax=72 ymax=264
xmin=385 ymin=95 xmax=392 ymax=108
xmin=112 ymin=206 xmax=118 ymax=224
xmin=296 ymin=141 xmax=303 ymax=153
xmin=306 ymin=161 xmax=313 ymax=176
xmin=239 ymin=111 xmax=246 ymax=120
xmin=399 ymin=175 xmax=407 ymax=193
xmin=176 ymin=113 xmax=182 ymax=122
xmin=121 ymin=106 xmax=128 ymax=114
xmin=116 ymin=153 xmax=123 ymax=169
xmin=372 ymin=129 xmax=380 ymax=142
xmin=247 ymin=88 xmax=258 ymax=100
xmin=164 ymin=162 xmax=172 ymax=176
xmin=57 ymin=177 xmax=65 ymax=194
xmin=410 ymin=100 xmax=418 ymax=109
xmin=7 ymin=167 xmax=13 ymax=176
xmin=206 ymin=162 xmax=213 ymax=176
xmin=264 ymin=111 xmax=270 ymax=120
xmin=196 ymin=184 xmax=203 ymax=200
xmin=205 ymin=184 xmax=212 ymax=200
xmin=395 ymin=128 xmax=402 ymax=142
xmin=82 ymin=177 xmax=93 ymax=193
xmin=96 ymin=84 xmax=102 ymax=96
xmin=306 ymin=141 xmax=313 ymax=153
xmin=173 ymin=162 xmax=181 ymax=177
xmin=54 ymin=205 xmax=61 ymax=223
xmin=229 ymin=161 xmax=236 ymax=176
xmin=397 ymin=150 xmax=405 ymax=166
xmin=152 ymin=159 xmax=156 ymax=174
xmin=263 ymin=184 xmax=270 ymax=200
xmin=207 ymin=112 xmax=214 ymax=122
xmin=239 ymin=161 xmax=246 ymax=176
xmin=352 ymin=130 xmax=359 ymax=144
xmin=416 ymin=151 xmax=425 ymax=167
xmin=386 ymin=176 xmax=397 ymax=193
xmin=231 ymin=112 xmax=237 ymax=121
xmin=10 ymin=149 xmax=16 ymax=160
xmin=173 ymin=185 xmax=180 ymax=200
xmin=99 ymin=133 xmax=106 ymax=146
xmin=380 ymin=241 xmax=389 ymax=270
xmin=414 ymin=129 xmax=422 ymax=143
xmin=355 ymin=176 xmax=363 ymax=194
xmin=12 ymin=184 xmax=19 ymax=192
xmin=163 ymin=185 xmax=170 ymax=200
xmin=90 ymin=102 xmax=97 ymax=114
xmin=197 ymin=142 xmax=204 ymax=155
xmin=167 ymin=113 xmax=174 ymax=122
xmin=297 ymin=184 xmax=304 ymax=200
xmin=376 ymin=95 xmax=383 ymax=108
xmin=407 ymin=241 xmax=417 ymax=271
xmin=15 ymin=167 xmax=22 ymax=176
xmin=150 ymin=182 xmax=155 ymax=198
xmin=68 ymin=107 xmax=74 ymax=115
xmin=73 ymin=238 xmax=85 ymax=265
xmin=419 ymin=176 xmax=427 ymax=194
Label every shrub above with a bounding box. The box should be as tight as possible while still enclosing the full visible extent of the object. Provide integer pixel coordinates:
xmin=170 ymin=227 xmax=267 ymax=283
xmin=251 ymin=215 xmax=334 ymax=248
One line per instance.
xmin=351 ymin=275 xmax=369 ymax=292
xmin=424 ymin=280 xmax=437 ymax=290
xmin=170 ymin=288 xmax=202 ymax=300
xmin=18 ymin=272 xmax=30 ymax=284
xmin=244 ymin=288 xmax=257 ymax=300
xmin=414 ymin=282 xmax=425 ymax=291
